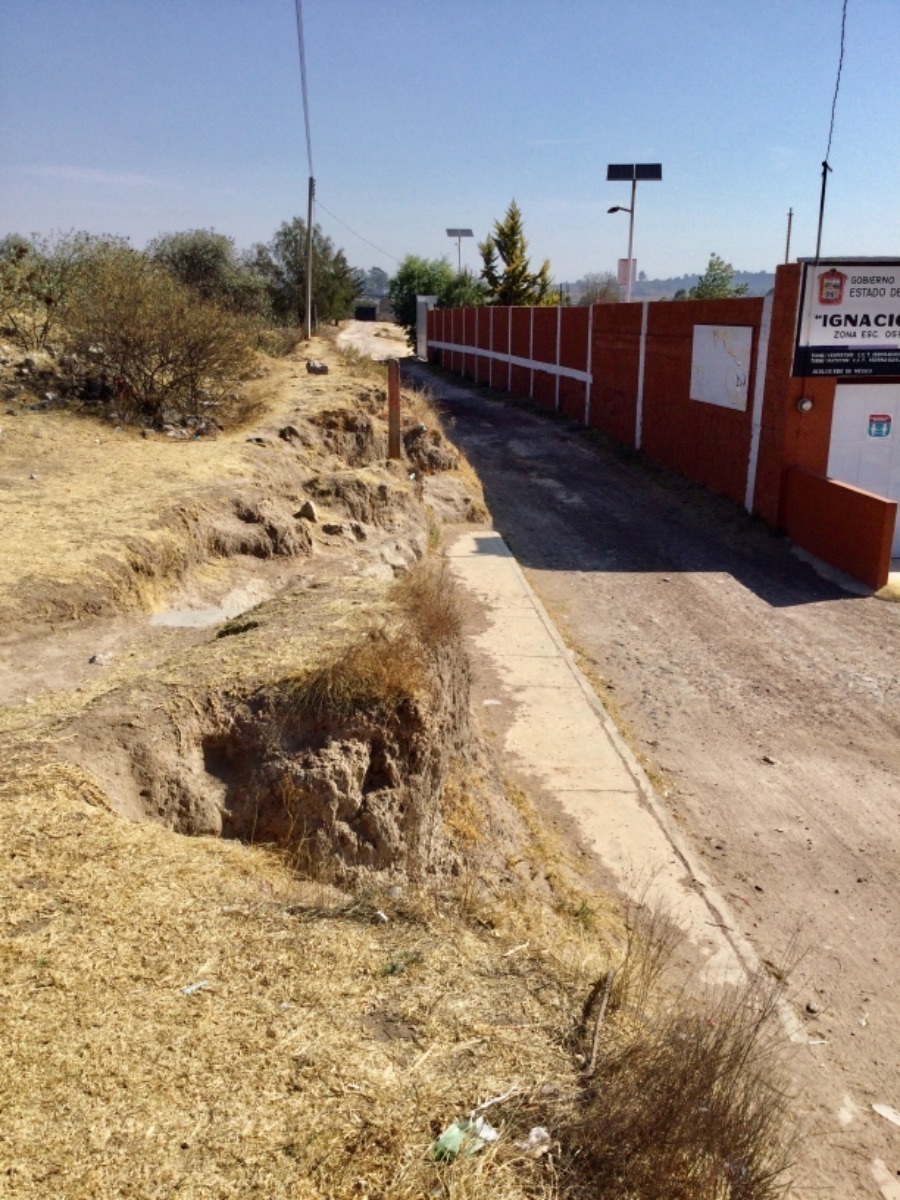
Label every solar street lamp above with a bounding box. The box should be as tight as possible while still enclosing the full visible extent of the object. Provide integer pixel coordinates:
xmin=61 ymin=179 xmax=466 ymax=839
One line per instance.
xmin=446 ymin=228 xmax=473 ymax=273
xmin=606 ymin=163 xmax=662 ymax=302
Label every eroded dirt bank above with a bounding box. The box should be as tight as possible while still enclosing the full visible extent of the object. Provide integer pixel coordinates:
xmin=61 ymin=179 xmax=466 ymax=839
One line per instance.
xmin=0 ymin=334 xmax=489 ymax=883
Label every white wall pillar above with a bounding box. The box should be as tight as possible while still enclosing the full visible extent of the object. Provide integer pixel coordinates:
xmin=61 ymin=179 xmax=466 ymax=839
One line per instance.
xmin=745 ymin=293 xmax=774 ymax=513
xmin=416 ymin=295 xmax=438 ymax=360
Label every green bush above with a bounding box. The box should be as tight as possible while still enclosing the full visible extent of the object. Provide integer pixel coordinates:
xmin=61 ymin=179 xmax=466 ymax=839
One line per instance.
xmin=0 ymin=231 xmax=126 ymax=351
xmin=147 ymin=228 xmax=271 ymax=318
xmin=66 ymin=246 xmax=255 ymax=426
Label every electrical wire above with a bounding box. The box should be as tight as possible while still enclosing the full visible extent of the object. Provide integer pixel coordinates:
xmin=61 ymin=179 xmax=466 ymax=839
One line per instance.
xmin=293 ymin=0 xmax=314 ymax=177
xmin=824 ymin=0 xmax=848 ymax=163
xmin=314 ymin=197 xmax=400 ymax=263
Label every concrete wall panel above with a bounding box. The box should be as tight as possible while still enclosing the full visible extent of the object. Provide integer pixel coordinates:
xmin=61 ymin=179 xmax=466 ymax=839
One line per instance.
xmin=780 ymin=466 xmax=895 ymax=589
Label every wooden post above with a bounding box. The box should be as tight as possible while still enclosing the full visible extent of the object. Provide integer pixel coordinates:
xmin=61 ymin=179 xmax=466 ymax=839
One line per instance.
xmin=387 ymin=359 xmax=401 ymax=459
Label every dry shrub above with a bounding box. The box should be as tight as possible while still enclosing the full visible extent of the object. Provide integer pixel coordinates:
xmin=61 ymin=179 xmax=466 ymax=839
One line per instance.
xmin=65 ymin=245 xmax=255 ymax=426
xmin=393 ymin=557 xmax=463 ymax=650
xmin=0 ymin=230 xmax=124 ymax=351
xmin=564 ymin=913 xmax=796 ymax=1200
xmin=255 ymin=323 xmax=306 ymax=357
xmin=286 ymin=561 xmax=462 ymax=721
xmin=612 ymin=899 xmax=684 ymax=1017
xmin=291 ymin=629 xmax=426 ymax=719
xmin=335 ymin=341 xmax=387 ymax=381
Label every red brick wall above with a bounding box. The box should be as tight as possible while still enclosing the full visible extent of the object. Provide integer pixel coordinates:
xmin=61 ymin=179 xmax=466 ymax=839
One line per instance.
xmin=780 ymin=467 xmax=896 ymax=589
xmin=492 ymin=307 xmax=511 ymax=391
xmin=532 ymin=308 xmax=557 ymax=408
xmin=588 ymin=302 xmax=642 ymax=443
xmin=510 ymin=308 xmax=531 ymax=398
xmin=471 ymin=309 xmax=487 ymax=384
xmin=425 ymin=281 xmax=897 ymax=589
xmin=559 ymin=307 xmax=589 ymax=420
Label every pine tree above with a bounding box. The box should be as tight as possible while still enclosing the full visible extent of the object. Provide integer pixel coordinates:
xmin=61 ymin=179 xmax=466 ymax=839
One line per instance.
xmin=689 ymin=254 xmax=749 ymax=300
xmin=478 ymin=200 xmax=553 ymax=306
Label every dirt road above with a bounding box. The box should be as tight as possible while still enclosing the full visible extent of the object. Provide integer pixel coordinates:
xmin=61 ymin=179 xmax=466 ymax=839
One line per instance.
xmin=406 ymin=364 xmax=900 ymax=1197
xmin=335 ymin=319 xmax=409 ymax=361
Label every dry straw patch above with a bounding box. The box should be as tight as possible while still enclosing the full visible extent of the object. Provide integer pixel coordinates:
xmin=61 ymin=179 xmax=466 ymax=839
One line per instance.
xmin=0 ymin=755 xmax=610 ymax=1200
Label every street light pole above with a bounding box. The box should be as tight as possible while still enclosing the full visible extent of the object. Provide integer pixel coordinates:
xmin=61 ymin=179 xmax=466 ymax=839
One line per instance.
xmin=606 ymin=164 xmax=662 ymax=302
xmin=624 ymin=177 xmax=637 ymax=303
xmin=446 ymin=228 xmax=473 ymax=273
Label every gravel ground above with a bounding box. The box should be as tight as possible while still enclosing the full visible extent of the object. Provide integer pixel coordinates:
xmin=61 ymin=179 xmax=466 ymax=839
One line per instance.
xmin=406 ymin=362 xmax=900 ymax=1199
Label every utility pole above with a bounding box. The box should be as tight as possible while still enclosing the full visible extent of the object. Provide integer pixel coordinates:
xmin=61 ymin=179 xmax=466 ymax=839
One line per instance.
xmin=784 ymin=208 xmax=794 ymax=263
xmin=815 ymin=162 xmax=832 ymax=264
xmin=304 ymin=176 xmax=315 ymax=340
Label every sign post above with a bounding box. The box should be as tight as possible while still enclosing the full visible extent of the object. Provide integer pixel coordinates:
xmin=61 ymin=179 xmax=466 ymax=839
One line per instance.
xmin=387 ymin=359 xmax=401 ymax=459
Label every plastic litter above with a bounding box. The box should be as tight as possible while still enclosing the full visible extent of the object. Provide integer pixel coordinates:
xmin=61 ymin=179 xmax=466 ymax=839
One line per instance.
xmin=429 ymin=1084 xmax=520 ymax=1161
xmin=181 ymin=981 xmax=208 ymax=995
xmin=872 ymin=1103 xmax=900 ymax=1128
xmin=515 ymin=1126 xmax=551 ymax=1158
xmin=429 ymin=1116 xmax=499 ymax=1161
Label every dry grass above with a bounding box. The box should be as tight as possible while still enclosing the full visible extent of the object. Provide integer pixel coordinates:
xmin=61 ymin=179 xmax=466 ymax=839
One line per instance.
xmin=283 ymin=559 xmax=464 ymax=721
xmin=0 ymin=752 xmax=610 ymax=1200
xmin=289 ymin=627 xmax=427 ymax=720
xmin=1 ymin=742 xmax=796 ymax=1200
xmin=562 ymin=967 xmax=797 ymax=1200
xmin=333 ymin=342 xmax=388 ymax=381
xmin=0 ymin=352 xmax=296 ymax=624
xmin=392 ymin=557 xmax=463 ymax=650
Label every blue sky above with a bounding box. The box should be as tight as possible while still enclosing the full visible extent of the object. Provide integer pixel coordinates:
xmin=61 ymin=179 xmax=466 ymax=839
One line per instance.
xmin=1 ymin=0 xmax=897 ymax=282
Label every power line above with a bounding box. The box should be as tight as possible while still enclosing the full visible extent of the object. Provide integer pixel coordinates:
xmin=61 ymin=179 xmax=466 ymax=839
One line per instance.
xmin=293 ymin=0 xmax=313 ymax=177
xmin=315 ymin=197 xmax=400 ymax=263
xmin=825 ymin=0 xmax=848 ymax=162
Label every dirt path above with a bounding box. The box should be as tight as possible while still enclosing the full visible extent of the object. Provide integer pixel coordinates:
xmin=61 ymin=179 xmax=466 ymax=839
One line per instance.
xmin=406 ymin=364 xmax=900 ymax=1198
xmin=335 ymin=319 xmax=408 ymax=361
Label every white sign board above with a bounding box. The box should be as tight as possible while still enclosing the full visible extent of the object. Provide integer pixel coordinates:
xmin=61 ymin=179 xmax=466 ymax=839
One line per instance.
xmin=690 ymin=325 xmax=752 ymax=411
xmin=794 ymin=260 xmax=900 ymax=377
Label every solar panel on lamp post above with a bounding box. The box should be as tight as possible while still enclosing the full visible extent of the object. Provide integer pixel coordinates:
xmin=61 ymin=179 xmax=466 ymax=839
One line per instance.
xmin=446 ymin=228 xmax=474 ymax=274
xmin=606 ymin=164 xmax=662 ymax=302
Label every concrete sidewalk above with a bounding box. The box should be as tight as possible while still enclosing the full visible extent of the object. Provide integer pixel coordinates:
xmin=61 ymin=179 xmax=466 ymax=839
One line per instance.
xmin=447 ymin=527 xmax=803 ymax=1019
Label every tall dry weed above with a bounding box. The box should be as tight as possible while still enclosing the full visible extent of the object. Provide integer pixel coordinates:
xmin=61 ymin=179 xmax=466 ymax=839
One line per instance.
xmin=565 ymin=907 xmax=797 ymax=1200
xmin=393 ymin=557 xmax=463 ymax=651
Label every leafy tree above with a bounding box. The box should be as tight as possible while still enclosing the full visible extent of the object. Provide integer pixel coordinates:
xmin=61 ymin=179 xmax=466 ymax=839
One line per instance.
xmin=361 ymin=266 xmax=390 ymax=299
xmin=441 ymin=268 xmax=489 ymax=310
xmin=478 ymin=199 xmax=552 ymax=306
xmin=251 ymin=218 xmax=363 ymax=326
xmin=578 ymin=271 xmax=620 ymax=305
xmin=147 ymin=228 xmax=269 ymax=317
xmin=387 ymin=256 xmax=455 ymax=347
xmin=688 ymin=254 xmax=749 ymax=300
